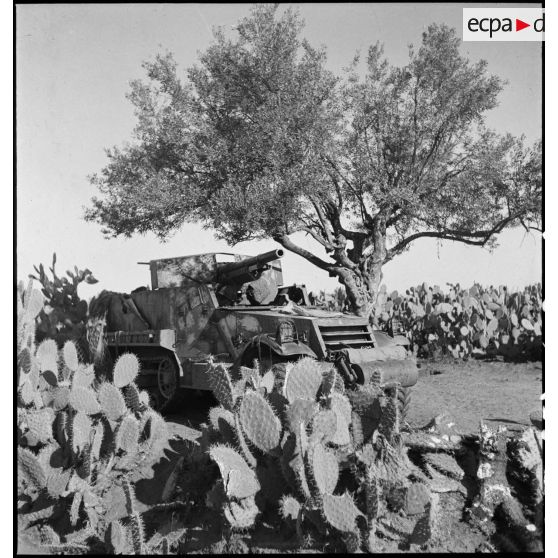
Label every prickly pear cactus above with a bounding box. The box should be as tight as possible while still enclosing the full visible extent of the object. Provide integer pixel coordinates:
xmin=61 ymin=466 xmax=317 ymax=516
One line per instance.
xmin=239 ymin=391 xmax=281 ymax=453
xmin=208 ymin=362 xmax=236 ymax=411
xmin=283 ymin=357 xmax=323 ymax=403
xmin=113 ymin=353 xmax=140 ymax=388
xmin=209 ymin=444 xmax=260 ymax=500
xmin=17 ymin=280 xmax=175 ymax=553
xmin=309 ymin=442 xmax=339 ymax=496
xmin=203 ymin=356 xmax=412 ymax=550
xmin=322 ymin=492 xmax=363 ymax=532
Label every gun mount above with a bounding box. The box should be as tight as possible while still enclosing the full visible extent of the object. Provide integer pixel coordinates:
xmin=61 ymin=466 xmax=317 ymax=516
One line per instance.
xmin=216 ymin=249 xmax=284 ymax=284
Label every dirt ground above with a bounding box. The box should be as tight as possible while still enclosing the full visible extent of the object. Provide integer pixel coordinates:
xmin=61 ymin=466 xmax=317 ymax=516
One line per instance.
xmin=408 ymin=358 xmax=543 ymax=433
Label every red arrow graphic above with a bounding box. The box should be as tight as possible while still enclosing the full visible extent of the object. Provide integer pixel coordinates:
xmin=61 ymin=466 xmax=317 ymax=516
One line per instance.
xmin=516 ymin=19 xmax=530 ymax=31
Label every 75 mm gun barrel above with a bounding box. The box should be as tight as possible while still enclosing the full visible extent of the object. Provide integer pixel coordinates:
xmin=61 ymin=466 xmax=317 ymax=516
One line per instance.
xmin=216 ymin=249 xmax=284 ymax=284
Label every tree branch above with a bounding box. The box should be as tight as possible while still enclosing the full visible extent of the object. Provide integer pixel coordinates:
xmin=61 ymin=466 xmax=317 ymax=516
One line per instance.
xmin=324 ymin=155 xmax=374 ymax=226
xmin=273 ymin=234 xmax=334 ymax=272
xmin=309 ymin=198 xmax=336 ymax=247
xmin=385 ymin=214 xmax=519 ymax=262
xmin=296 ymin=226 xmax=334 ymax=251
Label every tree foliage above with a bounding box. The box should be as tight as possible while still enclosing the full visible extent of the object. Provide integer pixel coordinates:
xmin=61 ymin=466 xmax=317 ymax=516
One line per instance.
xmin=86 ymin=5 xmax=541 ymax=315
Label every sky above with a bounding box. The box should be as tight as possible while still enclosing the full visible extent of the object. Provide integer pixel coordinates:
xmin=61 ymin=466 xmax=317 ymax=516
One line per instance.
xmin=16 ymin=3 xmax=542 ymax=301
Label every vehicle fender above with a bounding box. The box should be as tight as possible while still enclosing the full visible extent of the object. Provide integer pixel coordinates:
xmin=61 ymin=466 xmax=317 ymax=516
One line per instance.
xmin=237 ymin=334 xmax=317 ymax=365
xmin=105 ymin=329 xmax=184 ymax=378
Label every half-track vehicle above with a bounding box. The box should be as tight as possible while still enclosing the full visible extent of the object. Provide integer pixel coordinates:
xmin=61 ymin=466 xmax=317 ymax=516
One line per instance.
xmin=101 ymin=249 xmax=418 ymax=413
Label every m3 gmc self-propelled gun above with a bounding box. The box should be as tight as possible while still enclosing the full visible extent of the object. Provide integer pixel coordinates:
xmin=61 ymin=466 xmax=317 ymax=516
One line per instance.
xmin=101 ymin=249 xmax=418 ymax=412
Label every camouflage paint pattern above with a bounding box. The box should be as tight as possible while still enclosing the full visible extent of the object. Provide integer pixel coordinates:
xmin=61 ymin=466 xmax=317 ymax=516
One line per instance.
xmin=104 ymin=251 xmax=418 ymax=391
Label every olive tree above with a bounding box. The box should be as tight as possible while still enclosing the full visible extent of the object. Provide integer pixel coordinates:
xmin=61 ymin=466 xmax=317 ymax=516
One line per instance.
xmin=86 ymin=5 xmax=541 ymax=316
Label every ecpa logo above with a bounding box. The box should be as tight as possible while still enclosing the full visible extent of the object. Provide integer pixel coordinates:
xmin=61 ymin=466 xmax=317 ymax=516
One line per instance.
xmin=463 ymin=8 xmax=544 ymax=41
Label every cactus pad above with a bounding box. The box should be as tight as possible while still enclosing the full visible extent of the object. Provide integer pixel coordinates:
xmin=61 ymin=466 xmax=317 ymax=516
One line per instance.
xmin=342 ymin=530 xmax=362 ymax=553
xmin=41 ymin=369 xmax=58 ymax=388
xmin=329 ymin=393 xmax=352 ymax=446
xmin=26 ymin=407 xmax=55 ymax=444
xmin=286 ymin=398 xmax=317 ymax=432
xmin=139 ymin=390 xmax=150 ymax=407
xmin=207 ymin=363 xmax=235 ymax=410
xmin=226 ymin=466 xmax=260 ymax=501
xmin=280 ymin=495 xmax=301 ymax=521
xmin=378 ymin=391 xmax=400 ymax=441
xmin=113 ymin=353 xmax=140 ymax=388
xmin=310 ymin=442 xmax=339 ymax=495
xmin=224 ymin=496 xmax=259 ymax=530
xmin=330 ymin=393 xmax=351 ymax=422
xmin=52 ymin=386 xmax=70 ymax=411
xmin=356 ymin=442 xmax=376 ymax=468
xmin=72 ymin=412 xmax=92 ymax=452
xmin=36 ymin=339 xmax=59 ymax=373
xmin=108 ymin=521 xmax=130 ymax=555
xmin=47 ymin=469 xmax=72 ymax=498
xmin=98 ymin=383 xmax=127 ymax=421
xmin=292 ymin=426 xmax=312 ymax=500
xmin=18 ymin=446 xmax=47 ymax=490
xmin=240 ymin=365 xmax=258 ymax=383
xmin=123 ymin=384 xmax=142 ymax=412
xmin=233 ymin=413 xmax=257 ymax=468
xmin=63 ymin=341 xmax=80 ymax=372
xmin=209 ymin=406 xmax=236 ymax=445
xmin=129 ymin=512 xmax=146 ymax=554
xmin=72 ymin=364 xmax=95 ymax=389
xmin=209 ymin=444 xmax=260 ymax=500
xmin=322 ymin=492 xmax=363 ymax=532
xmin=91 ymin=421 xmax=105 ymax=460
xmin=365 ymin=467 xmax=380 ymax=521
xmin=209 ymin=406 xmax=235 ymax=430
xmin=19 ymin=380 xmax=35 ymax=406
xmin=423 ymin=453 xmax=464 ymax=481
xmin=320 ymin=365 xmax=338 ymax=397
xmin=70 ymin=490 xmax=83 ymax=526
xmin=69 ymin=387 xmax=101 ymax=415
xmin=116 ymin=415 xmax=140 ymax=454
xmin=283 ymin=357 xmax=323 ymax=403
xmin=140 ymin=410 xmax=168 ymax=452
xmin=239 ymin=391 xmax=281 ymax=453
xmin=260 ymin=369 xmax=275 ymax=393
xmin=331 ymin=412 xmax=351 ymax=446
xmin=24 ymin=287 xmax=44 ymax=320
xmin=18 ymin=347 xmax=32 ymax=375
xmin=351 ymin=411 xmax=364 ymax=447
xmin=310 ymin=409 xmax=337 ymax=444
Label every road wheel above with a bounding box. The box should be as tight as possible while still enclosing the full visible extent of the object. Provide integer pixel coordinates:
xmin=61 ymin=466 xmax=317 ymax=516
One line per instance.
xmin=396 ymin=386 xmax=412 ymax=422
xmin=147 ymin=354 xmax=180 ymax=413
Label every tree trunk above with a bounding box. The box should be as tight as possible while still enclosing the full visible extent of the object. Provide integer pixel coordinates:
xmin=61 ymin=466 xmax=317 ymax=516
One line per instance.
xmin=336 ymin=213 xmax=387 ymax=318
xmin=336 ymin=259 xmax=383 ymax=318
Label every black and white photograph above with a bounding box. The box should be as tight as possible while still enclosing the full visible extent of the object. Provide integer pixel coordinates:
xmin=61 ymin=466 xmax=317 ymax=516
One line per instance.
xmin=15 ymin=3 xmax=544 ymax=554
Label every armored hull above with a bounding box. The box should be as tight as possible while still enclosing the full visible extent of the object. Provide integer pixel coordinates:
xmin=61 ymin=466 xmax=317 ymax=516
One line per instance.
xmin=102 ymin=251 xmax=417 ymax=411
